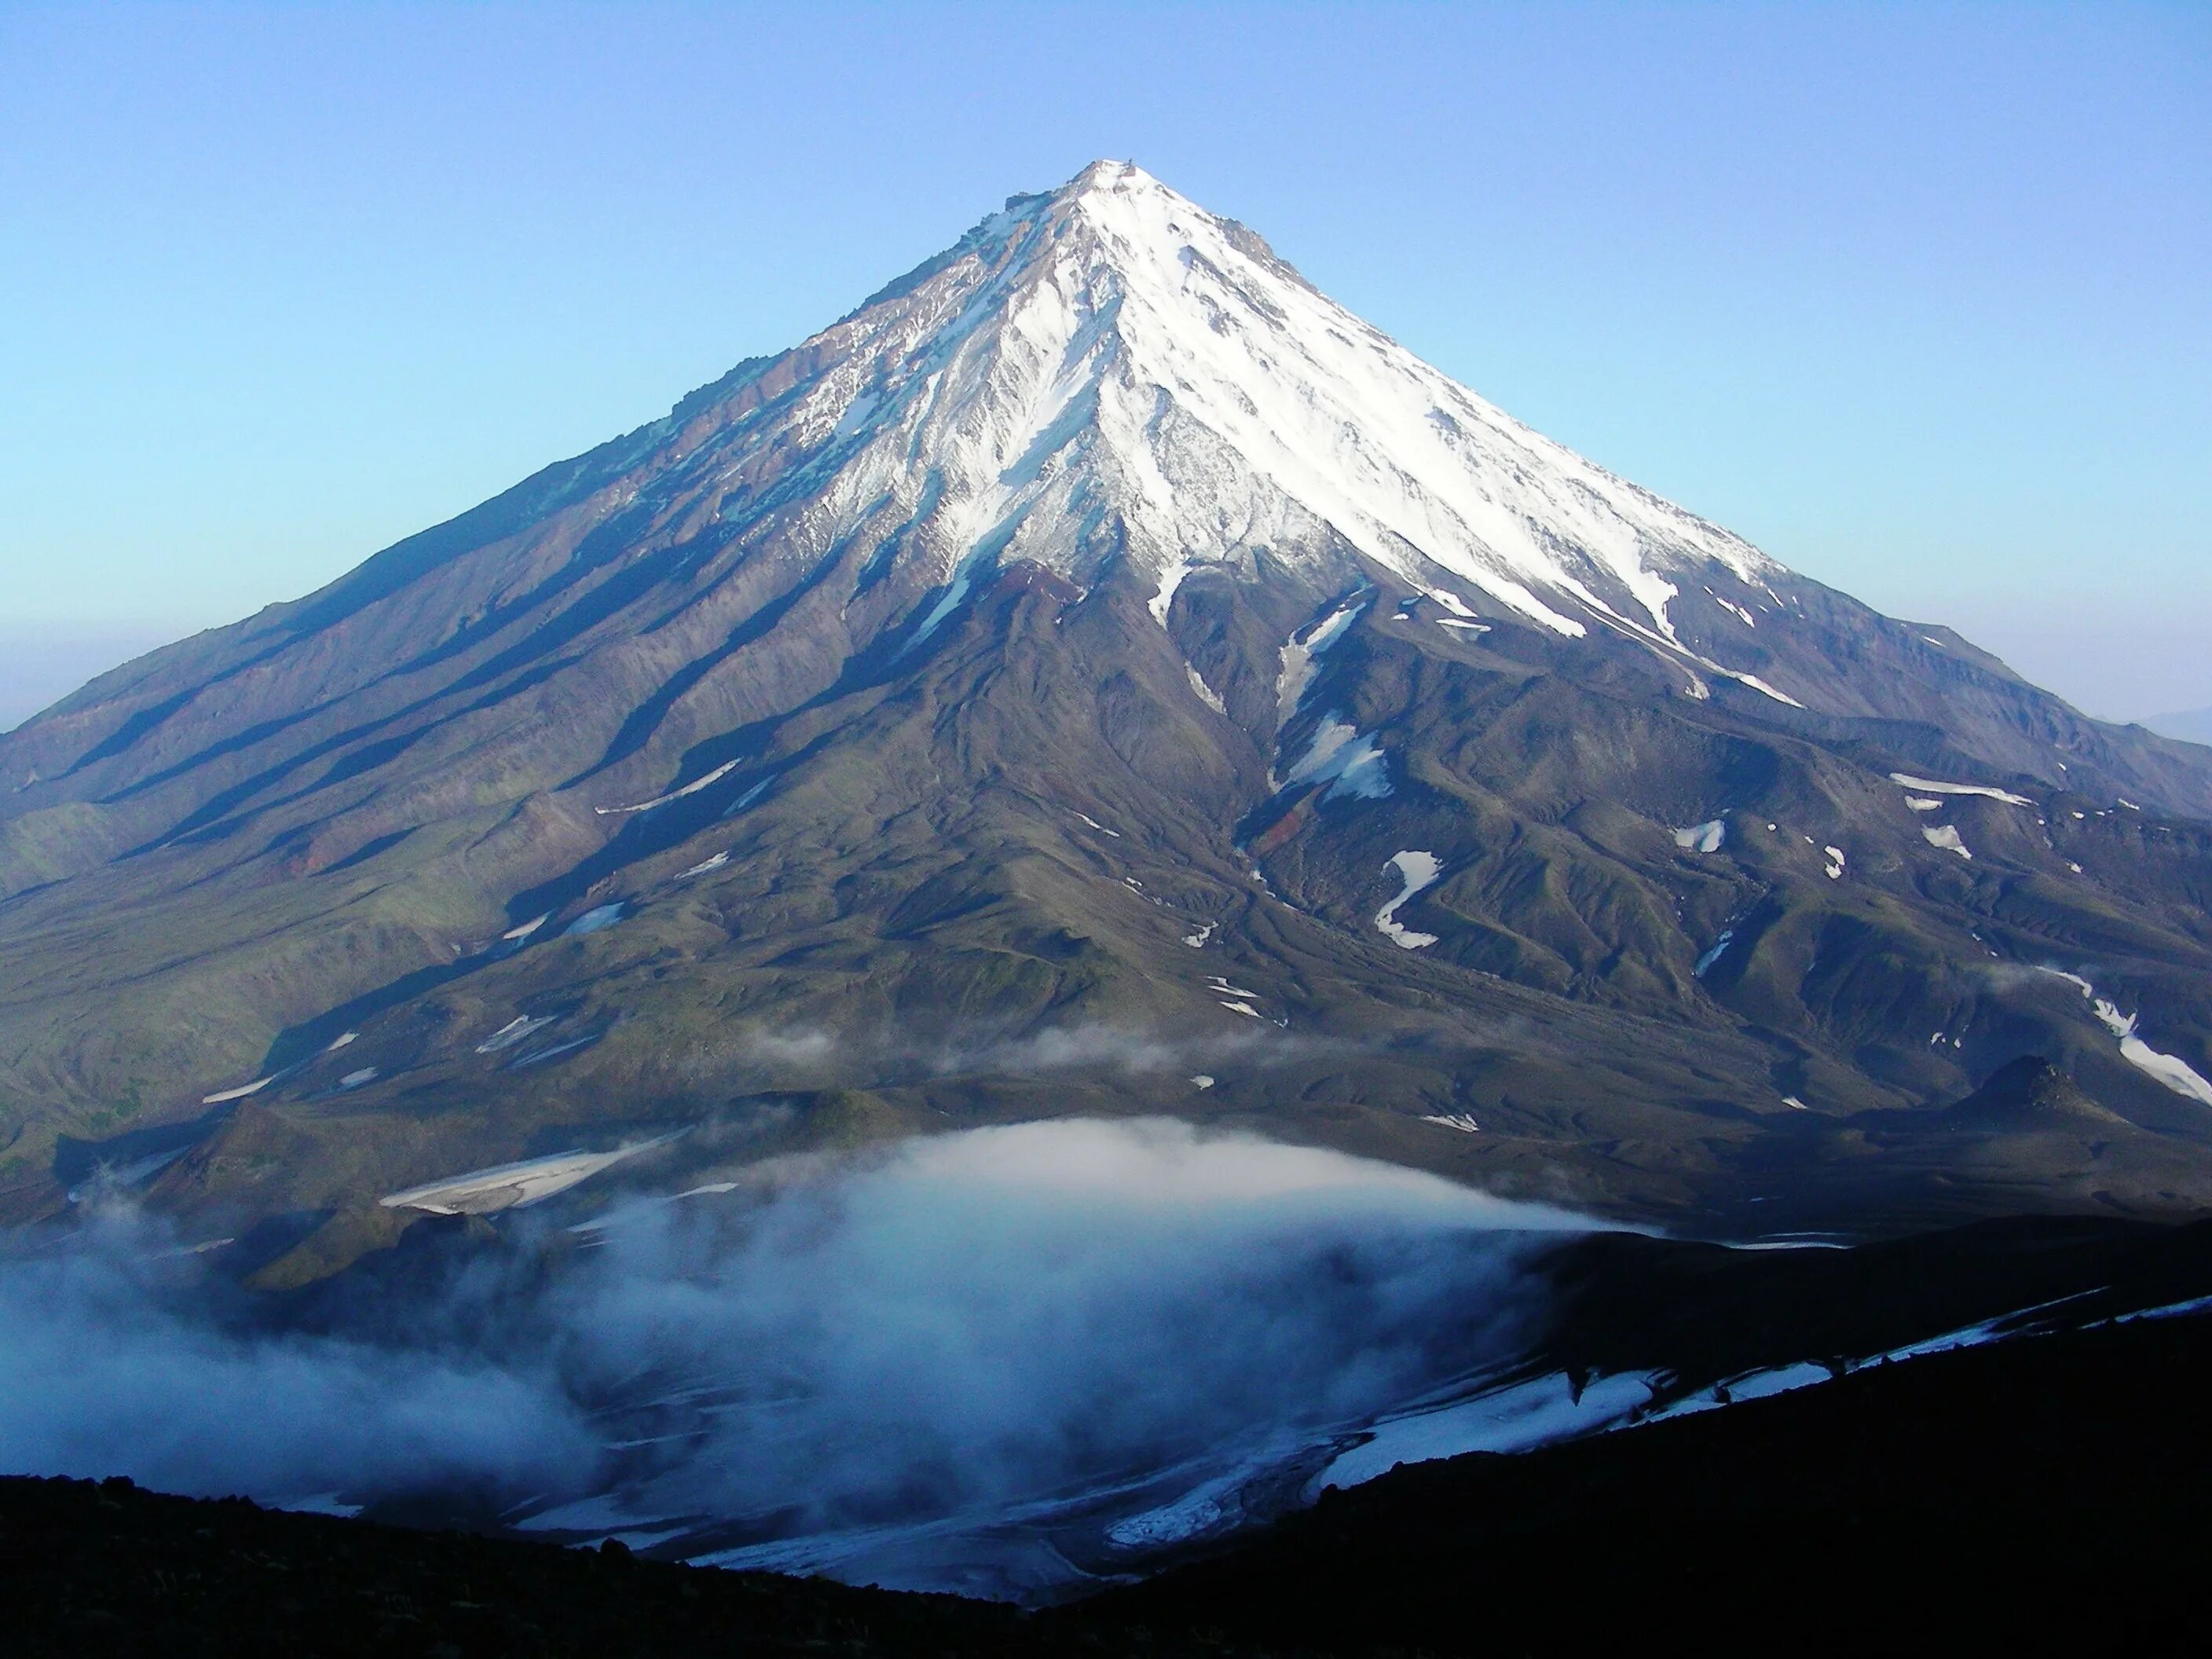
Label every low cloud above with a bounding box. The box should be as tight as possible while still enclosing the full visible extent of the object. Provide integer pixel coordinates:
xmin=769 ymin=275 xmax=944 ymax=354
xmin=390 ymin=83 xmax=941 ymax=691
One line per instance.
xmin=742 ymin=1028 xmax=840 ymax=1065
xmin=0 ymin=1120 xmax=1592 ymax=1547
xmin=0 ymin=1212 xmax=596 ymax=1503
xmin=738 ymin=1019 xmax=1316 ymax=1081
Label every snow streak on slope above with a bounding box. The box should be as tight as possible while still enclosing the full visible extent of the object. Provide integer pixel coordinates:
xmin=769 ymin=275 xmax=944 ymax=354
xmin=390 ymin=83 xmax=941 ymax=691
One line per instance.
xmin=702 ymin=160 xmax=1781 ymax=657
xmin=1375 ymin=851 xmax=1442 ymax=949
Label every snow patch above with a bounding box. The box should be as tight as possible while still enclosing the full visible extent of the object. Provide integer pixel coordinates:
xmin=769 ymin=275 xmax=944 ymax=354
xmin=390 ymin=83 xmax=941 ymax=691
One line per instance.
xmin=1725 ymin=672 xmax=1803 ymax=708
xmin=1695 ymin=930 xmax=1734 ymax=977
xmin=1673 ymin=819 xmax=1726 ymax=854
xmin=1889 ymin=773 xmax=2034 ymax=808
xmin=596 ymin=759 xmax=741 ymax=816
xmin=1921 ymin=825 xmax=1972 ymax=859
xmin=200 ymin=1075 xmax=274 ymax=1105
xmin=1284 ymin=716 xmax=1391 ymax=800
xmin=2035 ymin=971 xmax=2212 ymax=1108
xmin=2097 ymin=1002 xmax=2212 ymax=1107
xmin=379 ymin=1138 xmax=674 ymax=1216
xmin=1148 ymin=558 xmax=1193 ymax=625
xmin=719 ymin=777 xmax=775 ymax=819
xmin=475 ymin=1015 xmax=557 ymax=1055
xmin=1374 ymin=850 xmax=1442 ymax=950
xmin=1644 ymin=1361 xmax=1833 ymax=1421
xmin=1185 ymin=665 xmax=1226 ymax=715
xmin=1106 ymin=1486 xmax=1225 ymax=1549
xmin=1273 ymin=596 xmax=1367 ymax=727
xmin=1309 ymin=1372 xmax=1654 ymax=1496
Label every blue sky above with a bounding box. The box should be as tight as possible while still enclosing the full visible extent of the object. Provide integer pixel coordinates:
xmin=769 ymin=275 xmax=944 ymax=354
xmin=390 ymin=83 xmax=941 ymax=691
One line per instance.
xmin=2 ymin=2 xmax=2207 ymax=727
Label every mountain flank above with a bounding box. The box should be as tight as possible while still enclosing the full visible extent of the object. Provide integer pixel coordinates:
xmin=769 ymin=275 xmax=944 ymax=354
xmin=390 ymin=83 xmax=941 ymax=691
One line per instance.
xmin=4 ymin=161 xmax=2212 ymax=1251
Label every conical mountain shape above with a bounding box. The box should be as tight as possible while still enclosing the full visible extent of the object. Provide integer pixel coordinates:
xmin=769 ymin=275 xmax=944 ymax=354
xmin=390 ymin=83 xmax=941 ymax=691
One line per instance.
xmin=618 ymin=157 xmax=1774 ymax=656
xmin=5 ymin=161 xmax=2212 ymax=1257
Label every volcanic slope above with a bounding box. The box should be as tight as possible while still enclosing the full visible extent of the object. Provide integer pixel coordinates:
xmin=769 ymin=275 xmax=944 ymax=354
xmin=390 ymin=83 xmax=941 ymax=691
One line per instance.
xmin=6 ymin=160 xmax=2212 ymax=1248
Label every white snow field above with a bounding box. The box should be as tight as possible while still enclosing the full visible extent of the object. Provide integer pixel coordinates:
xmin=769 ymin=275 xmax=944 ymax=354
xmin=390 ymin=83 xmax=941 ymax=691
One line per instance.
xmin=1283 ymin=715 xmax=1391 ymax=800
xmin=595 ymin=758 xmax=740 ymax=815
xmin=691 ymin=159 xmax=1804 ymax=716
xmin=1673 ymin=819 xmax=1726 ymax=853
xmin=1274 ymin=595 xmax=1367 ymax=727
xmin=1888 ymin=772 xmax=2035 ymax=808
xmin=474 ymin=1013 xmax=556 ymax=1054
xmin=199 ymin=1075 xmax=275 ymax=1104
xmin=2034 ymin=968 xmax=2212 ymax=1107
xmin=1307 ymin=1371 xmax=1657 ymax=1494
xmin=1374 ymin=850 xmax=1442 ymax=948
xmin=1695 ymin=929 xmax=1735 ymax=977
xmin=1922 ymin=825 xmax=1972 ymax=859
xmin=2092 ymin=999 xmax=2212 ymax=1107
xmin=378 ymin=1138 xmax=673 ymax=1216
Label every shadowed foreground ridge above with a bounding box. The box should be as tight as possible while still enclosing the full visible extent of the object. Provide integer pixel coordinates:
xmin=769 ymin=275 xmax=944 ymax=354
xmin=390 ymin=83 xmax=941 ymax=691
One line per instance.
xmin=9 ymin=1302 xmax=2209 ymax=1657
xmin=1093 ymin=1307 xmax=2212 ymax=1657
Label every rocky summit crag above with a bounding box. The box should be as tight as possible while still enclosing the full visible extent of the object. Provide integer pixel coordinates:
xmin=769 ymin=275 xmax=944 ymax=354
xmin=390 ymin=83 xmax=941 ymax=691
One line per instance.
xmin=5 ymin=161 xmax=2212 ymax=1264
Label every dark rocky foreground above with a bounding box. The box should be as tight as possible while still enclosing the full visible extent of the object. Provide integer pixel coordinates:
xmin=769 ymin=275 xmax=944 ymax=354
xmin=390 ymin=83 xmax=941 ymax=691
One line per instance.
xmin=0 ymin=1476 xmax=1161 ymax=1659
xmin=1094 ymin=1308 xmax=2212 ymax=1657
xmin=9 ymin=1303 xmax=2210 ymax=1657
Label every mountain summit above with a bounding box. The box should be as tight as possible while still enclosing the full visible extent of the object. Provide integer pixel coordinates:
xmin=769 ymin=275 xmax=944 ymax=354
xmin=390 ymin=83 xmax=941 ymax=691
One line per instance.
xmin=694 ymin=157 xmax=1773 ymax=658
xmin=5 ymin=162 xmax=2212 ymax=1258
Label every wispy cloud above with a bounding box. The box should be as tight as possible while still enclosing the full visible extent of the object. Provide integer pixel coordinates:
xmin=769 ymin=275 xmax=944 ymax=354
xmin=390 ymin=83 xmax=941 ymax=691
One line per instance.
xmin=735 ymin=1019 xmax=1321 ymax=1082
xmin=0 ymin=1121 xmax=1594 ymax=1548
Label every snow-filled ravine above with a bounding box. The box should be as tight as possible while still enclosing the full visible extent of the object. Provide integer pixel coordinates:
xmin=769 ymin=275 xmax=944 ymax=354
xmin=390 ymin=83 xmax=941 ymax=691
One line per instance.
xmin=1375 ymin=851 xmax=1442 ymax=949
xmin=2036 ymin=968 xmax=2212 ymax=1107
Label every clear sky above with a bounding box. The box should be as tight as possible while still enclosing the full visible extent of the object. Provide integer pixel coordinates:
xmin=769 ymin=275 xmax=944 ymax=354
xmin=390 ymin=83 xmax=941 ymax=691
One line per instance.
xmin=2 ymin=2 xmax=2206 ymax=730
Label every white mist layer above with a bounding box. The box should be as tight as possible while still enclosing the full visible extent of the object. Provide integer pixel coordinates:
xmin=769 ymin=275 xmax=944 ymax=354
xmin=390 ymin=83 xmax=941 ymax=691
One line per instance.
xmin=0 ymin=1221 xmax=597 ymax=1500
xmin=0 ymin=1120 xmax=1589 ymax=1536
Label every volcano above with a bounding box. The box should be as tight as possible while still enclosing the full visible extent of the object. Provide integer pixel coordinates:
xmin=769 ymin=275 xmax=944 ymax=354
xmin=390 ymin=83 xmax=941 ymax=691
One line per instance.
xmin=6 ymin=160 xmax=2212 ymax=1258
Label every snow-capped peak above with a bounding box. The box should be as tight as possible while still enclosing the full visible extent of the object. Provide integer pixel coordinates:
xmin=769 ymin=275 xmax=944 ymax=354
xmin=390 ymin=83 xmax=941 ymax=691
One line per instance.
xmin=686 ymin=160 xmax=1782 ymax=650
